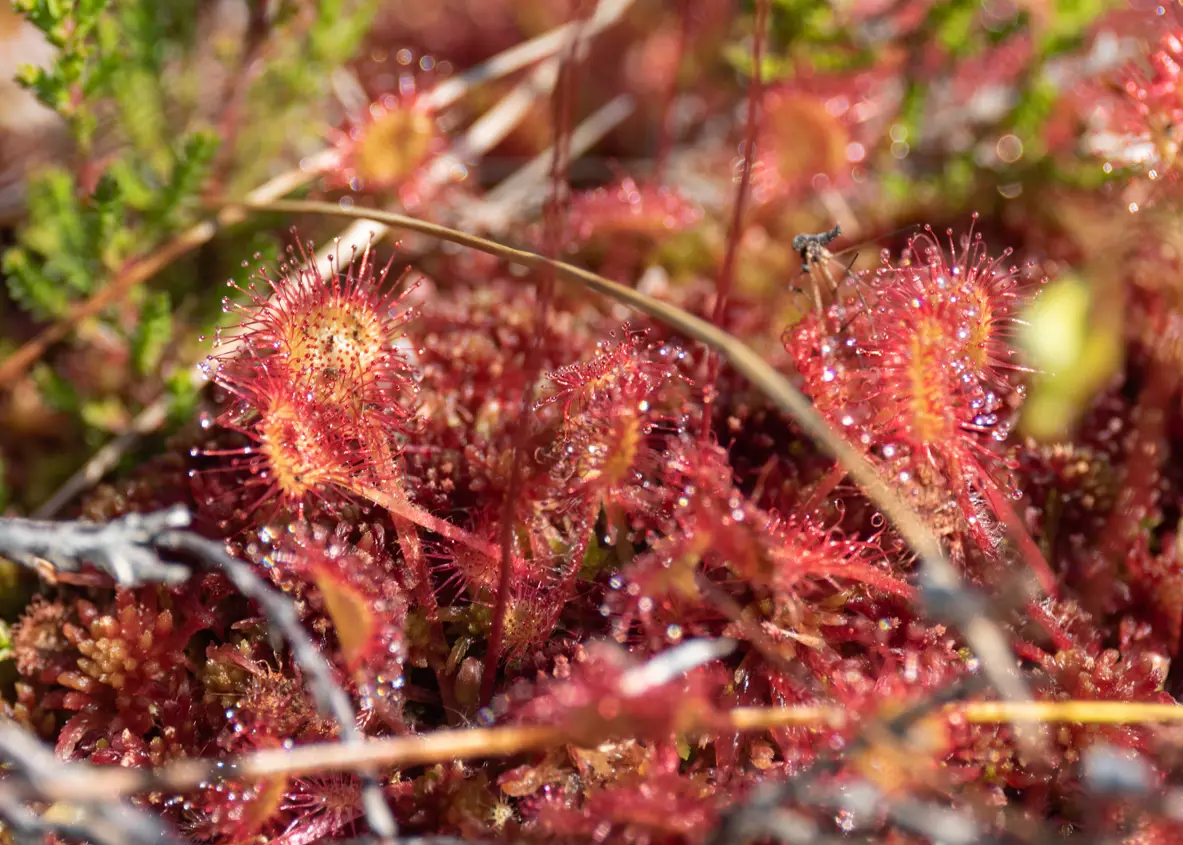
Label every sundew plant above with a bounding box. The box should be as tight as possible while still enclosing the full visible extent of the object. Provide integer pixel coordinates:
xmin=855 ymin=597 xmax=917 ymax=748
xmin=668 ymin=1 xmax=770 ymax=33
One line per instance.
xmin=4 ymin=1 xmax=1183 ymax=844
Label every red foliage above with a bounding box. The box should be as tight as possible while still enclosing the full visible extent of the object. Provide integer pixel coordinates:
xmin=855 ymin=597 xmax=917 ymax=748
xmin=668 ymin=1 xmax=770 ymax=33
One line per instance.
xmin=16 ymin=4 xmax=1183 ymax=841
xmin=1116 ymin=12 xmax=1183 ymax=188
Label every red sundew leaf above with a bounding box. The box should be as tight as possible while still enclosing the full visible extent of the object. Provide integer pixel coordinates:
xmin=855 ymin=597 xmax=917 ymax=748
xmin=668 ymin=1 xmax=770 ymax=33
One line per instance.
xmin=627 ymin=436 xmax=911 ymax=616
xmin=561 ymin=177 xmax=703 ymax=248
xmin=866 ymin=222 xmax=1033 ymax=453
xmin=273 ymin=524 xmax=409 ymax=690
xmin=751 ymin=66 xmax=895 ymax=203
xmin=275 ymin=775 xmax=365 ymax=845
xmin=313 ymin=572 xmax=377 ymax=673
xmin=196 ymin=376 xmax=372 ymax=523
xmin=754 ymin=90 xmax=852 ymax=199
xmin=324 ymin=59 xmax=448 ymax=210
xmin=784 ymin=220 xmax=1057 ymax=586
xmin=537 ymin=325 xmax=691 ymax=531
xmin=1110 ymin=13 xmax=1183 ymax=195
xmin=210 ymin=237 xmax=420 ymax=424
xmin=185 ymin=776 xmax=291 ymax=844
xmin=537 ymin=325 xmax=655 ymax=421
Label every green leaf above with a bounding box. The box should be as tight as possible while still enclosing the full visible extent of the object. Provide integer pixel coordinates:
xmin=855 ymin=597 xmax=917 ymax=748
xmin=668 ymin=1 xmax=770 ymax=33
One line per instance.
xmin=155 ymin=132 xmax=220 ymax=229
xmin=0 ymin=621 xmax=14 ymax=663
xmin=933 ymin=0 xmax=981 ymax=57
xmin=3 ymin=246 xmax=71 ymax=320
xmin=80 ymin=396 xmax=129 ymax=433
xmin=1009 ymin=74 xmax=1059 ymax=153
xmin=165 ymin=370 xmax=198 ymax=428
xmin=31 ymin=363 xmax=80 ymax=415
xmin=131 ymin=291 xmax=174 ymax=377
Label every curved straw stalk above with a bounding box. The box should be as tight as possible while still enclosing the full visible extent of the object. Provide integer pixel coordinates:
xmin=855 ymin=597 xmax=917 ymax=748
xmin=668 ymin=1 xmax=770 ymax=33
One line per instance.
xmin=9 ymin=698 xmax=1182 ymax=804
xmin=222 ymin=197 xmax=1030 ymax=713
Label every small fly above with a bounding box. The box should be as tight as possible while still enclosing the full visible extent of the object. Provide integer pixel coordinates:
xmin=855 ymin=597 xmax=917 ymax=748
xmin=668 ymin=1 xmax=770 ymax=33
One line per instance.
xmin=791 ymin=222 xmax=871 ymax=330
xmin=790 ymin=221 xmax=926 ymax=336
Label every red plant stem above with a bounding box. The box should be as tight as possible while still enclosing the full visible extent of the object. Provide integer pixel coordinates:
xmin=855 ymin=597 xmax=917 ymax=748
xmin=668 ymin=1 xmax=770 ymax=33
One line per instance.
xmin=802 ymin=461 xmax=848 ymax=514
xmin=359 ymin=485 xmax=504 ymax=562
xmin=1094 ymin=364 xmax=1172 ymax=621
xmin=386 ymin=511 xmax=462 ymax=721
xmin=481 ymin=5 xmax=585 ymax=707
xmin=653 ymin=0 xmax=692 ymax=180
xmin=203 ymin=3 xmax=272 ymax=199
xmin=971 ymin=462 xmax=1058 ymax=597
xmin=698 ymin=0 xmax=766 ymax=442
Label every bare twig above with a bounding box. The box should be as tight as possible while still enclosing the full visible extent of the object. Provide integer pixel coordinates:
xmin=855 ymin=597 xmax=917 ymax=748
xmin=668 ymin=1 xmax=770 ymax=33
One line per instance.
xmin=422 ymin=0 xmax=634 ymax=112
xmin=0 ymin=505 xmax=192 ymax=585
xmin=0 ymin=509 xmax=395 ymax=837
xmin=706 ymin=675 xmax=985 ymax=845
xmin=8 ymin=693 xmax=1183 ymax=805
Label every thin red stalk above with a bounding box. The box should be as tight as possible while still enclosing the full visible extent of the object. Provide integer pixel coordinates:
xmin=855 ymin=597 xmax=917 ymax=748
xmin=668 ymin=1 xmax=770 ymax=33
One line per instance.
xmin=481 ymin=5 xmax=586 ymax=706
xmin=973 ymin=465 xmax=1059 ymax=597
xmin=1101 ymin=368 xmax=1171 ymax=561
xmin=802 ymin=461 xmax=848 ymax=514
xmin=698 ymin=0 xmax=766 ymax=441
xmin=203 ymin=5 xmax=272 ymax=200
xmin=653 ymin=0 xmax=693 ymax=179
xmin=359 ymin=485 xmax=504 ymax=561
xmin=387 ymin=512 xmax=462 ymax=721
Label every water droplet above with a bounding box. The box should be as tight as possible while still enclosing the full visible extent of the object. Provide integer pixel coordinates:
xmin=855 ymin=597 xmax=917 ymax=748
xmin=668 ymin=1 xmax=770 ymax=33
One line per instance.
xmin=835 ymin=810 xmax=856 ymax=832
